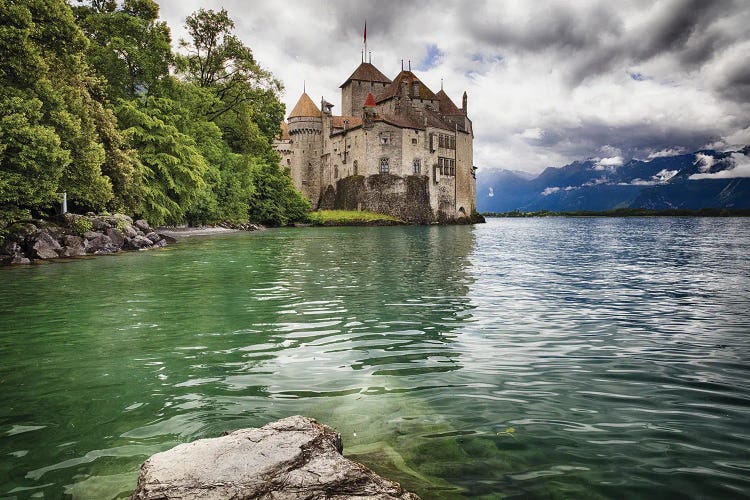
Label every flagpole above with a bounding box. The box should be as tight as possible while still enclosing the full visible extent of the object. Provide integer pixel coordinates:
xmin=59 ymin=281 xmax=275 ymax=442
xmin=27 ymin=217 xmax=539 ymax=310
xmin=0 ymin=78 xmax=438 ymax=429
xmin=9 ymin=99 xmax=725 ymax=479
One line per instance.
xmin=363 ymin=21 xmax=367 ymax=63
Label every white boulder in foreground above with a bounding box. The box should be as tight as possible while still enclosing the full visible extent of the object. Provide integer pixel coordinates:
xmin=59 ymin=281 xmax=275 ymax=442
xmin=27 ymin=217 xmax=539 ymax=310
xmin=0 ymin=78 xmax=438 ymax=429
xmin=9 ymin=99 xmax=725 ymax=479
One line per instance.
xmin=131 ymin=415 xmax=420 ymax=499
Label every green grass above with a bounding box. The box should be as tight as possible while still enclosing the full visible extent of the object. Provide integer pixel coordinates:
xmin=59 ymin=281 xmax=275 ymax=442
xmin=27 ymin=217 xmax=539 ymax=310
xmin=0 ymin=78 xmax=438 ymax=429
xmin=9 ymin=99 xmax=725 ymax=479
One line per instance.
xmin=308 ymin=210 xmax=403 ymax=226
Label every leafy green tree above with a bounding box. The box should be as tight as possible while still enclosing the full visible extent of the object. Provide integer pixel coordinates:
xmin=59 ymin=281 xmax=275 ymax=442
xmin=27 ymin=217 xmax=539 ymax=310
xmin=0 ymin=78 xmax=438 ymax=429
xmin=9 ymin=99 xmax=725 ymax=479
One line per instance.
xmin=175 ymin=8 xmax=284 ymax=146
xmin=116 ymin=97 xmax=209 ymax=225
xmin=73 ymin=0 xmax=172 ymax=100
xmin=249 ymin=161 xmax=311 ymax=226
xmin=0 ymin=0 xmax=136 ymax=223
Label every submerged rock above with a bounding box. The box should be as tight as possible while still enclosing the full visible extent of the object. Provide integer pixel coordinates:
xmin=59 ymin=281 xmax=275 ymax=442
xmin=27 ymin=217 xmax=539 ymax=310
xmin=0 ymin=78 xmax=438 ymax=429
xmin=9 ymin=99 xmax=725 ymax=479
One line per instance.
xmin=131 ymin=415 xmax=420 ymax=500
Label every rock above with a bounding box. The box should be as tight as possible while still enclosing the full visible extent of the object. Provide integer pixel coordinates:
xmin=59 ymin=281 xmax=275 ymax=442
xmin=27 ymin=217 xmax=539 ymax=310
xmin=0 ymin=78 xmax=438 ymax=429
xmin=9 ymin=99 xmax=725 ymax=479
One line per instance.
xmin=83 ymin=231 xmax=102 ymax=240
xmin=134 ymin=219 xmax=151 ymax=232
xmin=122 ymin=224 xmax=138 ymax=239
xmin=106 ymin=227 xmax=125 ymax=248
xmin=91 ymin=218 xmax=110 ymax=231
xmin=126 ymin=235 xmax=153 ymax=250
xmin=9 ymin=255 xmax=31 ymax=265
xmin=158 ymin=233 xmax=177 ymax=244
xmin=144 ymin=232 xmax=161 ymax=243
xmin=131 ymin=416 xmax=420 ymax=500
xmin=1 ymin=241 xmax=31 ymax=265
xmin=85 ymin=234 xmax=117 ymax=254
xmin=30 ymin=231 xmax=61 ymax=259
xmin=152 ymin=239 xmax=167 ymax=248
xmin=59 ymin=235 xmax=86 ymax=257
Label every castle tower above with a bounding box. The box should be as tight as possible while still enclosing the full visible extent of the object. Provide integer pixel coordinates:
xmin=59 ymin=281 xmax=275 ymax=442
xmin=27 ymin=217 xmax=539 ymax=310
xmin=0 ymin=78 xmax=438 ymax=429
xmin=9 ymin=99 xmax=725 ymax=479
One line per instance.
xmin=339 ymin=62 xmax=391 ymax=118
xmin=288 ymin=92 xmax=323 ymax=204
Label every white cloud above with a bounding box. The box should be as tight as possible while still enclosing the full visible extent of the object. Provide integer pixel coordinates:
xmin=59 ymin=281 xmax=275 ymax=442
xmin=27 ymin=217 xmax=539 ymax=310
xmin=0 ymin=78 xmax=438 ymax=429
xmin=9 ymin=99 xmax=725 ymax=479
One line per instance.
xmin=541 ymin=186 xmax=561 ymax=196
xmin=694 ymin=153 xmax=716 ymax=172
xmin=488 ymin=187 xmax=494 ymax=197
xmin=689 ymin=153 xmax=750 ymax=180
xmin=520 ymin=127 xmax=543 ymax=140
xmin=647 ymin=147 xmax=685 ymax=159
xmin=594 ymin=156 xmax=624 ymax=170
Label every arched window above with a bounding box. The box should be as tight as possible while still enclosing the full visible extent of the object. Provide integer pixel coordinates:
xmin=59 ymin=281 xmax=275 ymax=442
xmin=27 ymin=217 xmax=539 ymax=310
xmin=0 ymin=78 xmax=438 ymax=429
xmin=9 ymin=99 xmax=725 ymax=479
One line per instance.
xmin=334 ymin=165 xmax=339 ymax=178
xmin=380 ymin=157 xmax=390 ymax=173
xmin=413 ymin=158 xmax=421 ymax=174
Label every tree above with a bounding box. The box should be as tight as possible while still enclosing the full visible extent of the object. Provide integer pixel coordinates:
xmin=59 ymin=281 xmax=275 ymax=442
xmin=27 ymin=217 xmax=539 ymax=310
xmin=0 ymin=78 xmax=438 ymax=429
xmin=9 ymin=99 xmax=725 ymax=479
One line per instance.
xmin=175 ymin=8 xmax=284 ymax=147
xmin=116 ymin=97 xmax=209 ymax=225
xmin=0 ymin=0 xmax=135 ymax=223
xmin=73 ymin=0 xmax=172 ymax=100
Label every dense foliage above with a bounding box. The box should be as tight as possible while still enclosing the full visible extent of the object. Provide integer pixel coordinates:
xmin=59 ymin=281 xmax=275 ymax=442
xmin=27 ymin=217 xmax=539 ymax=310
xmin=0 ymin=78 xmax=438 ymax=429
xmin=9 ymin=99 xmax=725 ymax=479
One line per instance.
xmin=0 ymin=0 xmax=308 ymax=228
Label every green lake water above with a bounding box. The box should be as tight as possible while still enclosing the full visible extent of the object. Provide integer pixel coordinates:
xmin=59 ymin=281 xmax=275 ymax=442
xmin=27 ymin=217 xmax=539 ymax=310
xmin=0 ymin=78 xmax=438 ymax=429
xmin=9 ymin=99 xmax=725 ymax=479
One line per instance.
xmin=1 ymin=218 xmax=749 ymax=498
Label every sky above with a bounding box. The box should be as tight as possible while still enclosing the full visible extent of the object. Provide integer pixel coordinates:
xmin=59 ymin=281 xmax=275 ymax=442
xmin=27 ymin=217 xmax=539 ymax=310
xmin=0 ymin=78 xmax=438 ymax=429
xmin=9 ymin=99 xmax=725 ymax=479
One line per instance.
xmin=158 ymin=0 xmax=750 ymax=174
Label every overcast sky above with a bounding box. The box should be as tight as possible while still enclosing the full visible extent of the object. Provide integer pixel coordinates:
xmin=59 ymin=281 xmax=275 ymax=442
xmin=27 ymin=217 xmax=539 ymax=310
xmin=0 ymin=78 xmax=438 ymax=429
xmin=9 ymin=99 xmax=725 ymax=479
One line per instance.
xmin=158 ymin=0 xmax=750 ymax=174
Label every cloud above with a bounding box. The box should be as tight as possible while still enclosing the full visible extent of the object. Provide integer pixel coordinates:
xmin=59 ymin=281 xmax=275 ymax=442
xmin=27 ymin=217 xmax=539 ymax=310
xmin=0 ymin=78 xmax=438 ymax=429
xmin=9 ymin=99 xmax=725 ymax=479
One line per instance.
xmin=689 ymin=153 xmax=750 ymax=179
xmin=647 ymin=147 xmax=686 ymax=159
xmin=156 ymin=0 xmax=750 ymax=175
xmin=488 ymin=187 xmax=494 ymax=197
xmin=594 ymin=156 xmax=624 ymax=170
xmin=520 ymin=127 xmax=543 ymax=140
xmin=694 ymin=153 xmax=716 ymax=172
xmin=541 ymin=186 xmax=561 ymax=196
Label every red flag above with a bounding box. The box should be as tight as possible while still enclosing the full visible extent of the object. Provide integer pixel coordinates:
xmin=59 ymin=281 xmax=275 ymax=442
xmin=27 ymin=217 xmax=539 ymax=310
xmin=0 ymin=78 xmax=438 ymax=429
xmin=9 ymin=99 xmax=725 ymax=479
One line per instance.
xmin=364 ymin=21 xmax=367 ymax=44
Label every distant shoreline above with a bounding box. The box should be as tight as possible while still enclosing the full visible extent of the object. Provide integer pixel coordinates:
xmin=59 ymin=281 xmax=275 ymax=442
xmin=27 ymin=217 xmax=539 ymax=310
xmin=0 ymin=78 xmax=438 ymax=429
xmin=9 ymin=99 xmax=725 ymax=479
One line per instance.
xmin=484 ymin=208 xmax=750 ymax=218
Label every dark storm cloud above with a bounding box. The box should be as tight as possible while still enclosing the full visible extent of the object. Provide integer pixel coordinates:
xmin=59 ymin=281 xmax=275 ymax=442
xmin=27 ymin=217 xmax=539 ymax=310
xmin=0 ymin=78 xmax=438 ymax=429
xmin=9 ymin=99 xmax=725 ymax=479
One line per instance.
xmin=158 ymin=0 xmax=750 ymax=172
xmin=533 ymin=118 xmax=723 ymax=162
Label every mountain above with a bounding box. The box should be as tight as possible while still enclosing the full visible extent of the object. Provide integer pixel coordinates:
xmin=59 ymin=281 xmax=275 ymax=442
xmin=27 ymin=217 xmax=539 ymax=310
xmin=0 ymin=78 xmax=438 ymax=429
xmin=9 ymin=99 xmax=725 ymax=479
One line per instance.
xmin=477 ymin=148 xmax=750 ymax=212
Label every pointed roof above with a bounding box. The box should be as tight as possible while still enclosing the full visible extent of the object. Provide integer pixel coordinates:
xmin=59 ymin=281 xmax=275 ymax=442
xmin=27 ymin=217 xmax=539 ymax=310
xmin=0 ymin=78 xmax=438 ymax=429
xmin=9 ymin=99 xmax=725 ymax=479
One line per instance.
xmin=375 ymin=70 xmax=437 ymax=103
xmin=288 ymin=92 xmax=321 ymax=118
xmin=364 ymin=92 xmax=376 ymax=107
xmin=435 ymin=89 xmax=463 ymax=116
xmin=278 ymin=121 xmax=290 ymax=140
xmin=340 ymin=62 xmax=391 ymax=88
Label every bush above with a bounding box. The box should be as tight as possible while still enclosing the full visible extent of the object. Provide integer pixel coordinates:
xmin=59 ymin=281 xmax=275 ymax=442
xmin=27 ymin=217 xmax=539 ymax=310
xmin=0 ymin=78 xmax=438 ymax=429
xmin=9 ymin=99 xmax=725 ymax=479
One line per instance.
xmin=71 ymin=217 xmax=93 ymax=235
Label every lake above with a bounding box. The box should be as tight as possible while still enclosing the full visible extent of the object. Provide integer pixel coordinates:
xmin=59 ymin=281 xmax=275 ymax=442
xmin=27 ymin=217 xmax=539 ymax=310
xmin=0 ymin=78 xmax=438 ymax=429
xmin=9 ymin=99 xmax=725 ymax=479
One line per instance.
xmin=1 ymin=218 xmax=749 ymax=498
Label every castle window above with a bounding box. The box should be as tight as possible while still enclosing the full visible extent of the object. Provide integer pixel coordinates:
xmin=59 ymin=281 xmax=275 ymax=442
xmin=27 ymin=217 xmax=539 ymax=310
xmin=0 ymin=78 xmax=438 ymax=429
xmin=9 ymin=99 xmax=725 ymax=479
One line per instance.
xmin=353 ymin=160 xmax=358 ymax=175
xmin=380 ymin=157 xmax=390 ymax=173
xmin=438 ymin=157 xmax=444 ymax=175
xmin=413 ymin=159 xmax=421 ymax=174
xmin=412 ymin=138 xmax=417 ymax=144
xmin=450 ymin=136 xmax=456 ymax=150
xmin=439 ymin=134 xmax=445 ymax=148
xmin=334 ymin=165 xmax=339 ymax=179
xmin=379 ymin=132 xmax=391 ymax=145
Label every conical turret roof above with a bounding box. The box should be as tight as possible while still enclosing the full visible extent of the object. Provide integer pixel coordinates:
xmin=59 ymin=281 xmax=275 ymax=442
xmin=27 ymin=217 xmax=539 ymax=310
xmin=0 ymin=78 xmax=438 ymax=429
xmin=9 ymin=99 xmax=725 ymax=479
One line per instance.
xmin=289 ymin=92 xmax=321 ymax=118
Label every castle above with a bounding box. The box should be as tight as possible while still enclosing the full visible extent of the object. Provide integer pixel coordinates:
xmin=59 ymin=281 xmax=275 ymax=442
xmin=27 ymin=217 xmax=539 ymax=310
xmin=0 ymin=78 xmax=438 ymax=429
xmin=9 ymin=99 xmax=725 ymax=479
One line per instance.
xmin=274 ymin=57 xmax=477 ymax=223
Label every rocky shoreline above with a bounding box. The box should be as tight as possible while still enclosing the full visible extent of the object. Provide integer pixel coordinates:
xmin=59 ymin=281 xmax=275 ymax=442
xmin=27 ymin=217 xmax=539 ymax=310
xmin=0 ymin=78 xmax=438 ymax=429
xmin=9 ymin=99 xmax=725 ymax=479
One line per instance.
xmin=0 ymin=214 xmax=171 ymax=266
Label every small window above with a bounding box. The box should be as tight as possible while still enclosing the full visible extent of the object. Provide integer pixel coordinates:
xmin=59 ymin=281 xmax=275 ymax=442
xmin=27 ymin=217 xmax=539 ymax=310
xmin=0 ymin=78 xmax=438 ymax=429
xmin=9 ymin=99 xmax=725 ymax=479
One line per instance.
xmin=334 ymin=165 xmax=339 ymax=178
xmin=353 ymin=160 xmax=358 ymax=175
xmin=413 ymin=158 xmax=421 ymax=174
xmin=412 ymin=138 xmax=418 ymax=144
xmin=379 ymin=132 xmax=391 ymax=145
xmin=380 ymin=157 xmax=390 ymax=173
xmin=439 ymin=134 xmax=445 ymax=148
xmin=438 ymin=157 xmax=444 ymax=175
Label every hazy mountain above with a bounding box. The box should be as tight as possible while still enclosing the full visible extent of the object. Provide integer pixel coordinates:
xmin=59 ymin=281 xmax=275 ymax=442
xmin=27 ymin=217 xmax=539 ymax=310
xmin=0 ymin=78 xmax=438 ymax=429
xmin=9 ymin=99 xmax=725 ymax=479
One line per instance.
xmin=477 ymin=148 xmax=750 ymax=212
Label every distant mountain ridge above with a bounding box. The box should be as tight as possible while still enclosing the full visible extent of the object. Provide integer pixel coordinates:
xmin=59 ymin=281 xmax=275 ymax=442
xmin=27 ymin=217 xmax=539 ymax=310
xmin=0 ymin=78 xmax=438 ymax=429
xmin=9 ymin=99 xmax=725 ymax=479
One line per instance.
xmin=477 ymin=147 xmax=750 ymax=212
